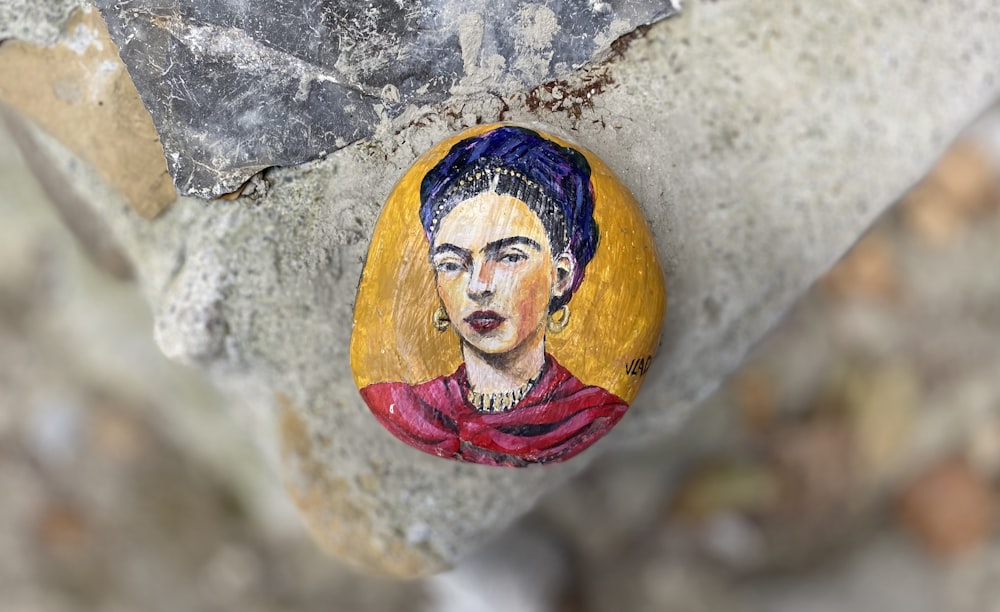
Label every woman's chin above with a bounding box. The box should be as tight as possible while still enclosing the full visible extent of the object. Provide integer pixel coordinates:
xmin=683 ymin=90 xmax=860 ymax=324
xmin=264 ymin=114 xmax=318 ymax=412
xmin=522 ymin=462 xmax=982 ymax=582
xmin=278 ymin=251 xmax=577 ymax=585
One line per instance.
xmin=460 ymin=334 xmax=516 ymax=356
xmin=465 ymin=340 xmax=512 ymax=355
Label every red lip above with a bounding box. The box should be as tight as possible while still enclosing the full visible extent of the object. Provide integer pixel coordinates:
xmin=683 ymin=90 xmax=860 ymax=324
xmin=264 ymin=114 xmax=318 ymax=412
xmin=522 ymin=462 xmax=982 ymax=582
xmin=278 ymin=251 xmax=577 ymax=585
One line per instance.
xmin=464 ymin=310 xmax=505 ymax=333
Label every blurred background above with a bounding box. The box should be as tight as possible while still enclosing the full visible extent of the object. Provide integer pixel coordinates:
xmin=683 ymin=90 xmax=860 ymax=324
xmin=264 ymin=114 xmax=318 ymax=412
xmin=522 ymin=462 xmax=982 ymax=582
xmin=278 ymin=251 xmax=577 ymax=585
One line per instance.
xmin=1 ymin=102 xmax=999 ymax=611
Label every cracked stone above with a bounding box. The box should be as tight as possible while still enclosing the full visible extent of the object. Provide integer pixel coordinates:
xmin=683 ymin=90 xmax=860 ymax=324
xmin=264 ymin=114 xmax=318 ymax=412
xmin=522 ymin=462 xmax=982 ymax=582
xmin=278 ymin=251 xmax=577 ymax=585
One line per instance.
xmin=92 ymin=0 xmax=680 ymax=198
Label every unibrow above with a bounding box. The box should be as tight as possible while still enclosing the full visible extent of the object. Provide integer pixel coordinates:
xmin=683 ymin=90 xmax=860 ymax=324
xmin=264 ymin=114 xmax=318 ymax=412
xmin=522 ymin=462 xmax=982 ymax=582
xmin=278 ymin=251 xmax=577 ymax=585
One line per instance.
xmin=483 ymin=236 xmax=543 ymax=255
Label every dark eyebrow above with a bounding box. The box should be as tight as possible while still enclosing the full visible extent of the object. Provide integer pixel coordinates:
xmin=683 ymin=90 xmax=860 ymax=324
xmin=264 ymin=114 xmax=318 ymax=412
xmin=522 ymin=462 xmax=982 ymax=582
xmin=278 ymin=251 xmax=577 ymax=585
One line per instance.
xmin=431 ymin=243 xmax=471 ymax=259
xmin=483 ymin=236 xmax=543 ymax=255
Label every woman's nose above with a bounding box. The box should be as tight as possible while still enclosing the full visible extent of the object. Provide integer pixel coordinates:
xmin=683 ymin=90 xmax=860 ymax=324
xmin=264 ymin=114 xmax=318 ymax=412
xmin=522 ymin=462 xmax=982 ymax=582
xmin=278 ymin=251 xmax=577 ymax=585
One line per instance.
xmin=466 ymin=260 xmax=495 ymax=299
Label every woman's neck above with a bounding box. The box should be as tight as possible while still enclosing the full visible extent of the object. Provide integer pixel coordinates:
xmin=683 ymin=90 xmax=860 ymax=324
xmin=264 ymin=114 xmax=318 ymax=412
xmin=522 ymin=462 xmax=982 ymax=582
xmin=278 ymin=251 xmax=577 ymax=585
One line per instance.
xmin=462 ymin=331 xmax=546 ymax=393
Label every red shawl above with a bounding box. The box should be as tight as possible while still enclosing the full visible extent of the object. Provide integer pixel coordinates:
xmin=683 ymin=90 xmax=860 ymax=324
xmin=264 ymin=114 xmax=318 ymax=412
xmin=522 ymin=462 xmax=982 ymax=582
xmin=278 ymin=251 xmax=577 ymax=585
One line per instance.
xmin=360 ymin=354 xmax=628 ymax=466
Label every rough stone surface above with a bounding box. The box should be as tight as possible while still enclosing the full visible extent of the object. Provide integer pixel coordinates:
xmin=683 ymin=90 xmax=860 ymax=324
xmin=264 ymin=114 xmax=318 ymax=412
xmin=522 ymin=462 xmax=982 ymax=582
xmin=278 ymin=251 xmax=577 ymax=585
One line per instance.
xmin=0 ymin=118 xmax=427 ymax=611
xmin=6 ymin=0 xmax=1000 ymax=577
xmin=0 ymin=0 xmax=82 ymax=45
xmin=0 ymin=6 xmax=176 ymax=219
xmin=6 ymin=105 xmax=1000 ymax=611
xmin=93 ymin=0 xmax=680 ymax=198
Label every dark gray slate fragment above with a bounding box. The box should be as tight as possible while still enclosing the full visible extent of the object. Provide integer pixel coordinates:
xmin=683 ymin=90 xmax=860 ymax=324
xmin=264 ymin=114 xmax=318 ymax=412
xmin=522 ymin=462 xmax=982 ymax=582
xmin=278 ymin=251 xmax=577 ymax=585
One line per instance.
xmin=95 ymin=0 xmax=679 ymax=198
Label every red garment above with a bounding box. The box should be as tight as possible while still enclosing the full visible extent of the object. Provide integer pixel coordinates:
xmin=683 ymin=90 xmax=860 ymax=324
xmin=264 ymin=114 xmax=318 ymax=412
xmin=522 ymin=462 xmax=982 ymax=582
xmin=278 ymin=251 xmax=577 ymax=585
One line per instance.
xmin=360 ymin=354 xmax=628 ymax=466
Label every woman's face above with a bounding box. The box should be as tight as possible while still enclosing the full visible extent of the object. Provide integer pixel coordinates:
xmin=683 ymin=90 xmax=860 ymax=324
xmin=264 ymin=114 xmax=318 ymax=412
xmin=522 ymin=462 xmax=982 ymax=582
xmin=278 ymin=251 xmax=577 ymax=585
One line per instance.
xmin=431 ymin=192 xmax=573 ymax=356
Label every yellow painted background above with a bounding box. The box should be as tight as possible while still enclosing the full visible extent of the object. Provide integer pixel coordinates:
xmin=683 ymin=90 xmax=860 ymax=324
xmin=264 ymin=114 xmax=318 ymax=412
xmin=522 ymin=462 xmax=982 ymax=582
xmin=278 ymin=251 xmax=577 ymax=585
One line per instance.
xmin=350 ymin=124 xmax=666 ymax=403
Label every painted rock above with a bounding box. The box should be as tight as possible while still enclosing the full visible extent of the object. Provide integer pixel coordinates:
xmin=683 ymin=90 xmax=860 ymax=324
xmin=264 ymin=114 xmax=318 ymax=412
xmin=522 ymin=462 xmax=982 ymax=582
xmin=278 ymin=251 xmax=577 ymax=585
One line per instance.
xmin=351 ymin=124 xmax=665 ymax=467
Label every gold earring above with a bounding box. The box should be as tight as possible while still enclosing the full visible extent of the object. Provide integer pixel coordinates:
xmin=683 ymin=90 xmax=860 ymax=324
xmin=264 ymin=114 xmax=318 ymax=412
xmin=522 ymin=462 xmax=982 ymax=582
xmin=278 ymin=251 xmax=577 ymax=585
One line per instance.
xmin=547 ymin=305 xmax=570 ymax=334
xmin=432 ymin=306 xmax=450 ymax=332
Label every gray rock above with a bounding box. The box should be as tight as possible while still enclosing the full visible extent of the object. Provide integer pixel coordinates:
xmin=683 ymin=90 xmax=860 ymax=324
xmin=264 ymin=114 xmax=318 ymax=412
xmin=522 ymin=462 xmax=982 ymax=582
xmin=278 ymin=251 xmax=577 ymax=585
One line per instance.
xmin=0 ymin=0 xmax=82 ymax=45
xmin=6 ymin=0 xmax=1000 ymax=577
xmin=94 ymin=0 xmax=680 ymax=198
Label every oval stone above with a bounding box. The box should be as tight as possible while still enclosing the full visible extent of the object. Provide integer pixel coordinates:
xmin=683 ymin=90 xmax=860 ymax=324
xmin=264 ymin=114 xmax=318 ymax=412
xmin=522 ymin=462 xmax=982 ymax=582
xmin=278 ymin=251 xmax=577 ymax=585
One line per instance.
xmin=351 ymin=123 xmax=665 ymax=467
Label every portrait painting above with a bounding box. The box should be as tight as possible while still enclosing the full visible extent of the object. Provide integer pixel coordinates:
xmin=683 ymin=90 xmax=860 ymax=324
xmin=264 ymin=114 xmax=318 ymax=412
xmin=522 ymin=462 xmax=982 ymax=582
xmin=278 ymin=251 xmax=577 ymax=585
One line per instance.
xmin=351 ymin=124 xmax=665 ymax=467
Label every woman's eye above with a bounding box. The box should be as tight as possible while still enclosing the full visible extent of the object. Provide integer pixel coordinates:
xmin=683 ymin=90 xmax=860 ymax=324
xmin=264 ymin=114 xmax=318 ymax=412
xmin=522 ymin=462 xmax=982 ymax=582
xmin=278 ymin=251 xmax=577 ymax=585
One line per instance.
xmin=499 ymin=252 xmax=526 ymax=264
xmin=434 ymin=260 xmax=465 ymax=273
